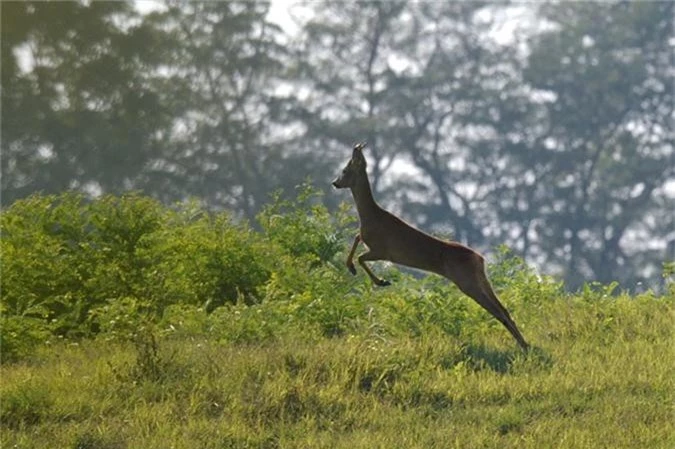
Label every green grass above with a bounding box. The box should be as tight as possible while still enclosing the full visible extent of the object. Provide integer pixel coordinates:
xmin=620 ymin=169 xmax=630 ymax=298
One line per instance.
xmin=2 ymin=295 xmax=673 ymax=449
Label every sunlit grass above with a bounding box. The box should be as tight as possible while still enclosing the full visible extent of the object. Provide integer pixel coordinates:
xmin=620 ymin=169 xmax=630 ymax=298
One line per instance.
xmin=2 ymin=295 xmax=673 ymax=449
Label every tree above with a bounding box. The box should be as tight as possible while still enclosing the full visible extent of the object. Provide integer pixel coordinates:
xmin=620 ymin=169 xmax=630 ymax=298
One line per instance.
xmin=289 ymin=1 xmax=672 ymax=289
xmin=140 ymin=1 xmax=291 ymax=222
xmin=285 ymin=0 xmax=528 ymax=242
xmin=2 ymin=1 xmax=170 ymax=203
xmin=522 ymin=1 xmax=674 ymax=289
xmin=373 ymin=2 xmax=534 ymax=248
xmin=276 ymin=0 xmax=408 ymax=210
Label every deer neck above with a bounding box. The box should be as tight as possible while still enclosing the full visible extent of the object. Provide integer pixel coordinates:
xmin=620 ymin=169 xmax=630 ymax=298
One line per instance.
xmin=350 ymin=173 xmax=380 ymax=221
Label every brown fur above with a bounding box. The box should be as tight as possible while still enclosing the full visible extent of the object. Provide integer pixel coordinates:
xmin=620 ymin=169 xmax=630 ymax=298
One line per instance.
xmin=333 ymin=143 xmax=529 ymax=350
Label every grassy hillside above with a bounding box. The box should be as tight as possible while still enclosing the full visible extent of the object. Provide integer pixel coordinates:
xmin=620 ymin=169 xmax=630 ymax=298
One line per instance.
xmin=1 ymin=190 xmax=674 ymax=448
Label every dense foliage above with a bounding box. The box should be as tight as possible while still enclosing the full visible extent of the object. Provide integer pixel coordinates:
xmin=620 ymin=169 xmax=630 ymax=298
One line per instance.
xmin=1 ymin=188 xmax=346 ymax=359
xmin=1 ymin=190 xmax=672 ymax=362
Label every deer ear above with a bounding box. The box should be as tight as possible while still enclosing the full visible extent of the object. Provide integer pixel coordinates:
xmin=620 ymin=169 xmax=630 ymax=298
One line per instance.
xmin=352 ymin=142 xmax=366 ymax=160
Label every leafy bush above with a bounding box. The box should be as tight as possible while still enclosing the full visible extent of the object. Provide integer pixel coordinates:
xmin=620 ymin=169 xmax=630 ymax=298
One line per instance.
xmin=142 ymin=202 xmax=270 ymax=311
xmin=381 ymin=275 xmax=471 ymax=338
xmin=4 ymin=185 xmax=668 ymax=364
xmin=257 ymin=184 xmax=365 ymax=336
xmin=1 ymin=186 xmax=358 ymax=357
xmin=1 ymin=192 xmax=274 ymax=351
xmin=2 ymin=193 xmax=94 ymax=338
xmin=1 ymin=193 xmax=168 ymax=338
xmin=258 ymin=183 xmax=355 ymax=265
xmin=663 ymin=261 xmax=675 ymax=297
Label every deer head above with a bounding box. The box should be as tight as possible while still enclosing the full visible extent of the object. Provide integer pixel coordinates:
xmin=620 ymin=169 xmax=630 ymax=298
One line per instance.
xmin=332 ymin=142 xmax=367 ymax=189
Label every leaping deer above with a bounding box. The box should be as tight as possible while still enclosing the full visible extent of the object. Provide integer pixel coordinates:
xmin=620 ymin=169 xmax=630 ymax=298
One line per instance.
xmin=332 ymin=142 xmax=529 ymax=351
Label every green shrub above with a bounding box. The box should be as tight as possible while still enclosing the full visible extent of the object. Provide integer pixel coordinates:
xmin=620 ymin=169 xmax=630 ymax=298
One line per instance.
xmin=0 ymin=192 xmax=273 ymax=353
xmin=142 ymin=203 xmax=270 ymax=311
xmin=257 ymin=184 xmax=365 ymax=336
xmin=1 ymin=193 xmax=168 ymax=338
xmin=1 ymin=193 xmax=95 ymax=337
xmin=8 ymin=185 xmax=665 ymax=364
xmin=258 ymin=183 xmax=355 ymax=265
xmin=88 ymin=296 xmax=155 ymax=341
xmin=381 ymin=275 xmax=471 ymax=338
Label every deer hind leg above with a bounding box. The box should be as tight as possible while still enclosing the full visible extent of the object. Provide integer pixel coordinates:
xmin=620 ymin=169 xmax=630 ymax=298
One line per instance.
xmin=357 ymin=250 xmax=391 ymax=287
xmin=451 ymin=257 xmax=529 ymax=350
xmin=478 ymin=277 xmax=529 ymax=351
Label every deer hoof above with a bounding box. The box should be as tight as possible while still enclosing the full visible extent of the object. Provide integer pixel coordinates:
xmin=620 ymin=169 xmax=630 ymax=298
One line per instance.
xmin=377 ymin=279 xmax=391 ymax=287
xmin=347 ymin=263 xmax=356 ymax=275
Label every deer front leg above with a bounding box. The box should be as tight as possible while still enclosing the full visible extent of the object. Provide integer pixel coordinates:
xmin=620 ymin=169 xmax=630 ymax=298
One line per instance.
xmin=346 ymin=234 xmax=361 ymax=275
xmin=357 ymin=251 xmax=391 ymax=287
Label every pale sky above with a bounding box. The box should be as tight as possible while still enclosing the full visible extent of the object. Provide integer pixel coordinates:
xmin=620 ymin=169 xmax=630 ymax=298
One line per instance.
xmin=133 ymin=0 xmax=302 ymax=35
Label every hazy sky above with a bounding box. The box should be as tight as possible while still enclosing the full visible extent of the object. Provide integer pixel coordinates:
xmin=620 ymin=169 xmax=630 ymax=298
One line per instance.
xmin=133 ymin=0 xmax=302 ymax=34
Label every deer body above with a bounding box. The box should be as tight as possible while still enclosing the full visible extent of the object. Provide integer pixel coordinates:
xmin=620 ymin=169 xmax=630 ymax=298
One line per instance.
xmin=333 ymin=143 xmax=529 ymax=351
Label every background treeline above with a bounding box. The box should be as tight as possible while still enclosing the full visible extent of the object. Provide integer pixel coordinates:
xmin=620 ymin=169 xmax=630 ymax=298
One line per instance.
xmin=2 ymin=1 xmax=673 ymax=290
